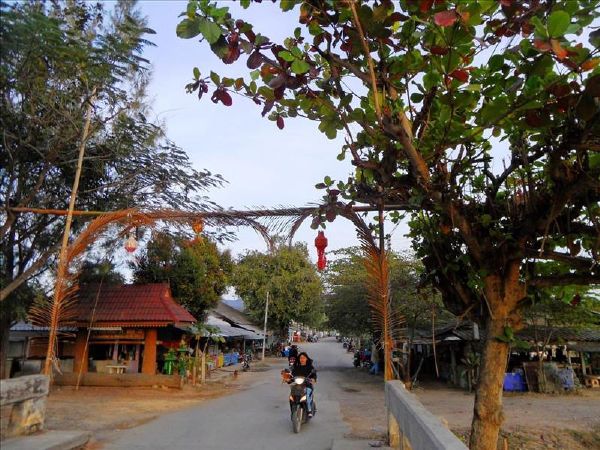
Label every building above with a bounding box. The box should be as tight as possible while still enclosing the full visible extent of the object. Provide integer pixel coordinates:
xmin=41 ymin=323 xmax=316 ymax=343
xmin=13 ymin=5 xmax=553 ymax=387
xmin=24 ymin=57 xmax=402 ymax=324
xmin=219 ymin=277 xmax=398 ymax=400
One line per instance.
xmin=71 ymin=283 xmax=196 ymax=375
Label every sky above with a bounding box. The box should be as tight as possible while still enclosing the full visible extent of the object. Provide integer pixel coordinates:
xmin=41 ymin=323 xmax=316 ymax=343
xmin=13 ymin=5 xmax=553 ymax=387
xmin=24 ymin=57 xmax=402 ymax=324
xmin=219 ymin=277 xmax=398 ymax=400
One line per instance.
xmin=139 ymin=1 xmax=413 ymax=260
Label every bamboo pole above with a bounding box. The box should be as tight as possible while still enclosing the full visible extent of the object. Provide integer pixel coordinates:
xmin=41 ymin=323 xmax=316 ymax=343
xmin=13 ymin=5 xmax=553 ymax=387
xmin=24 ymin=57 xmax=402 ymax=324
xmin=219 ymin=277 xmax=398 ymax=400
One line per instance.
xmin=44 ymin=90 xmax=96 ymax=377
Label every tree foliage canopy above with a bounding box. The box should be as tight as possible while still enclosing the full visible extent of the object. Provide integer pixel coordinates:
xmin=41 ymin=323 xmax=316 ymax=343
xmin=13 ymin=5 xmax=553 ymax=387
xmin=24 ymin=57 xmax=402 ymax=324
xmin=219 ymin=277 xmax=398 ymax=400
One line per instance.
xmin=232 ymin=242 xmax=323 ymax=333
xmin=179 ymin=0 xmax=599 ymax=316
xmin=323 ymin=246 xmax=444 ymax=337
xmin=0 ymin=0 xmax=224 ymax=304
xmin=133 ymin=233 xmax=233 ymax=320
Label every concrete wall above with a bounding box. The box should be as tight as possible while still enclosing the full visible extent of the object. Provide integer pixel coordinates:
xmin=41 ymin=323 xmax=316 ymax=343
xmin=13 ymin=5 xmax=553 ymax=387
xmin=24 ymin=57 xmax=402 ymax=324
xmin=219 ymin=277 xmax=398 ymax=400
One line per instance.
xmin=385 ymin=381 xmax=467 ymax=450
xmin=0 ymin=374 xmax=49 ymax=439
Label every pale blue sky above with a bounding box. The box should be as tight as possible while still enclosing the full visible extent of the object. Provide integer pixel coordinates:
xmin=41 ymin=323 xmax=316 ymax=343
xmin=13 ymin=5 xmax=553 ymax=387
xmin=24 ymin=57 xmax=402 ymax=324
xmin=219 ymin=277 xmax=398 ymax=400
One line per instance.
xmin=140 ymin=1 xmax=412 ymax=259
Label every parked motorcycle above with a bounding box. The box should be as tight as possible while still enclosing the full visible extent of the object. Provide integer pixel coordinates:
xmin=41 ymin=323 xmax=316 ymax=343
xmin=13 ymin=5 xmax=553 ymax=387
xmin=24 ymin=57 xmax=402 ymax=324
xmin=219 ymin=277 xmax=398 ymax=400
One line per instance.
xmin=287 ymin=374 xmax=314 ymax=433
xmin=353 ymin=351 xmax=361 ymax=368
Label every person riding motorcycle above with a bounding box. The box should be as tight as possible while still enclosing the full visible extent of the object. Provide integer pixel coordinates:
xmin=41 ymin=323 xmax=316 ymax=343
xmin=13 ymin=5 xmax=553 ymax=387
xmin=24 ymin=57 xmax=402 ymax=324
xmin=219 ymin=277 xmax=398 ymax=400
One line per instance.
xmin=291 ymin=352 xmax=317 ymax=417
xmin=288 ymin=344 xmax=299 ymax=365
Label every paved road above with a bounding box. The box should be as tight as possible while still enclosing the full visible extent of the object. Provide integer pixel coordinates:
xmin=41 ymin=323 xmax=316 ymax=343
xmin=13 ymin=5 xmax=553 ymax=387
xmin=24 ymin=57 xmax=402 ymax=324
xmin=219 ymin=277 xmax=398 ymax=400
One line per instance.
xmin=104 ymin=338 xmax=354 ymax=450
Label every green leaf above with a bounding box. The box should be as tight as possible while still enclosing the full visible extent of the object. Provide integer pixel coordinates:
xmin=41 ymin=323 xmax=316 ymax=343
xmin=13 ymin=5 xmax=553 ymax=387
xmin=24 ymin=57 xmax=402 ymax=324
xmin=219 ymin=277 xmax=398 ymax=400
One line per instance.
xmin=547 ymin=10 xmax=570 ymax=38
xmin=187 ymin=1 xmax=197 ymax=19
xmin=291 ymin=59 xmax=310 ymax=74
xmin=193 ymin=67 xmax=200 ymax=80
xmin=565 ymin=23 xmax=581 ymax=35
xmin=176 ymin=18 xmax=201 ymax=39
xmin=280 ymin=0 xmax=297 ymax=12
xmin=199 ymin=17 xmax=222 ymax=44
xmin=291 ymin=46 xmax=303 ymax=58
xmin=480 ymin=214 xmax=492 ymax=227
xmin=423 ymin=71 xmax=441 ymax=90
xmin=240 ymin=0 xmax=251 ymax=8
xmin=210 ymin=71 xmax=220 ymax=85
xmin=530 ymin=16 xmax=547 ymax=38
xmin=278 ymin=50 xmax=295 ymax=62
xmin=488 ymin=55 xmax=504 ymax=72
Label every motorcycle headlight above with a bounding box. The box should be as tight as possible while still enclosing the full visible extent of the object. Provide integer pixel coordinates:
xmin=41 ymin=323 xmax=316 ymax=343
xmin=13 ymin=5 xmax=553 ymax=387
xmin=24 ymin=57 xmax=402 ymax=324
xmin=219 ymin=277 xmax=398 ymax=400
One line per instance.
xmin=294 ymin=377 xmax=305 ymax=385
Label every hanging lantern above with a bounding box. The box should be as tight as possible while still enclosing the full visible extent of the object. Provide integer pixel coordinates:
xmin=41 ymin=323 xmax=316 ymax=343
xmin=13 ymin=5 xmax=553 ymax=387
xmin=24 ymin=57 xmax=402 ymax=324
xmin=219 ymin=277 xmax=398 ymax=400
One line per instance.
xmin=124 ymin=235 xmax=138 ymax=253
xmin=190 ymin=219 xmax=204 ymax=244
xmin=192 ymin=219 xmax=204 ymax=235
xmin=315 ymin=231 xmax=328 ymax=271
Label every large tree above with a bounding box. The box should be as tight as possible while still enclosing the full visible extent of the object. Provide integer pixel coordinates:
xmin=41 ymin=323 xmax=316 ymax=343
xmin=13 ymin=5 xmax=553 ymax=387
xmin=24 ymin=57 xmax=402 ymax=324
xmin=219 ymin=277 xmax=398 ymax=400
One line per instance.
xmin=232 ymin=242 xmax=323 ymax=334
xmin=178 ymin=1 xmax=600 ymax=447
xmin=133 ymin=232 xmax=233 ymax=320
xmin=0 ymin=0 xmax=223 ymax=377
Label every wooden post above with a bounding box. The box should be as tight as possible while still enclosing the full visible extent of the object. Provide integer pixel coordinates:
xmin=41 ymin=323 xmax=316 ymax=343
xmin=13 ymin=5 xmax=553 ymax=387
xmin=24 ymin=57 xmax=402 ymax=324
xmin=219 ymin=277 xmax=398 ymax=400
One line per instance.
xmin=73 ymin=330 xmax=88 ymax=375
xmin=142 ymin=329 xmax=157 ymax=375
xmin=581 ymin=352 xmax=587 ymax=376
xmin=450 ymin=346 xmax=457 ymax=385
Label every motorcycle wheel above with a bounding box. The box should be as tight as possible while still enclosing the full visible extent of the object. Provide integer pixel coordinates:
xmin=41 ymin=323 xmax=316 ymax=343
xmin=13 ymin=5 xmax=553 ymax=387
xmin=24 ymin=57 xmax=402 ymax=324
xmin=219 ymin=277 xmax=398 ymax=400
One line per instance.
xmin=292 ymin=406 xmax=303 ymax=433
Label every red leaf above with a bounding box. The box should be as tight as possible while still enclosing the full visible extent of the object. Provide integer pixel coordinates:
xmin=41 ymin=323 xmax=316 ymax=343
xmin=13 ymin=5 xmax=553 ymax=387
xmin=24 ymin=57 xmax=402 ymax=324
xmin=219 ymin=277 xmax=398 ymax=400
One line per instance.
xmin=434 ymin=10 xmax=457 ymax=27
xmin=247 ymin=51 xmax=263 ymax=70
xmin=533 ymin=39 xmax=552 ymax=52
xmin=276 ymin=116 xmax=285 ymax=130
xmin=581 ymin=58 xmax=600 ymax=71
xmin=219 ymin=90 xmax=232 ymax=106
xmin=430 ymin=45 xmax=449 ymax=55
xmin=500 ymin=0 xmax=512 ymax=6
xmin=551 ymin=39 xmax=568 ymax=60
xmin=450 ymin=69 xmax=469 ymax=83
xmin=420 ymin=0 xmax=434 ymax=13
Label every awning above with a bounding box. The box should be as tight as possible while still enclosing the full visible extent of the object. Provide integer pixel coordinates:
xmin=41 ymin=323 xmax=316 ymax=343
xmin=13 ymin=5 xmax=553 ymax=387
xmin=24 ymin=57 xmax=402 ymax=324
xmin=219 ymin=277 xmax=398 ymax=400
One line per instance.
xmin=206 ymin=315 xmax=263 ymax=339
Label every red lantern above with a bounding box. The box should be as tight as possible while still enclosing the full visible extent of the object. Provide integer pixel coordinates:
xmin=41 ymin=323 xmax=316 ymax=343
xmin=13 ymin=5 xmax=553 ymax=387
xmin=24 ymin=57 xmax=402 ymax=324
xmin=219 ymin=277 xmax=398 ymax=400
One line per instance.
xmin=315 ymin=231 xmax=328 ymax=271
xmin=192 ymin=219 xmax=204 ymax=235
xmin=124 ymin=235 xmax=138 ymax=253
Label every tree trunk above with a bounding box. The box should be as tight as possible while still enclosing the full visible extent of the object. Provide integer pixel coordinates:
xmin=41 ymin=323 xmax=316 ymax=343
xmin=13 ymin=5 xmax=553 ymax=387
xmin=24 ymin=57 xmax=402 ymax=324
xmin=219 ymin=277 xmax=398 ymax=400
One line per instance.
xmin=0 ymin=315 xmax=12 ymax=379
xmin=470 ymin=269 xmax=524 ymax=450
xmin=469 ymin=316 xmax=509 ymax=449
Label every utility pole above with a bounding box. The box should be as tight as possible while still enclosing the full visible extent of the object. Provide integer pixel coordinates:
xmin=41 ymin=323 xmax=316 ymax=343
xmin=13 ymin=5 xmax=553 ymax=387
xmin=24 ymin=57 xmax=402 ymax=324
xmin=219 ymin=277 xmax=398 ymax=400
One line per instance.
xmin=262 ymin=291 xmax=269 ymax=361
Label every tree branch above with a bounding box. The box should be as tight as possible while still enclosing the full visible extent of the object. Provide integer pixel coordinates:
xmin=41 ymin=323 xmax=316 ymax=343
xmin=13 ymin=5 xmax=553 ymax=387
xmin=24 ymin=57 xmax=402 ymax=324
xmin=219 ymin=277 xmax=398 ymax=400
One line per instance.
xmin=529 ymin=273 xmax=600 ymax=288
xmin=349 ymin=1 xmax=382 ymax=121
xmin=524 ymin=248 xmax=596 ymax=269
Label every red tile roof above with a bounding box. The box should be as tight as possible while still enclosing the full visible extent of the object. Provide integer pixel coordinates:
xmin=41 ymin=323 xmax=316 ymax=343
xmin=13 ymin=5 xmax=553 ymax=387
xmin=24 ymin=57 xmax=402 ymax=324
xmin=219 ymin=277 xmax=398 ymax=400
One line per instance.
xmin=74 ymin=283 xmax=196 ymax=327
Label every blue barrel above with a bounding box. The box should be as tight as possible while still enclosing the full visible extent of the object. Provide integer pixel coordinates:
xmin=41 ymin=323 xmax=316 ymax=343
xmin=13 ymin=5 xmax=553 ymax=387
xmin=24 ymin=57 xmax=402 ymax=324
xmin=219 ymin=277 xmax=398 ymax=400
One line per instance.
xmin=503 ymin=372 xmax=526 ymax=391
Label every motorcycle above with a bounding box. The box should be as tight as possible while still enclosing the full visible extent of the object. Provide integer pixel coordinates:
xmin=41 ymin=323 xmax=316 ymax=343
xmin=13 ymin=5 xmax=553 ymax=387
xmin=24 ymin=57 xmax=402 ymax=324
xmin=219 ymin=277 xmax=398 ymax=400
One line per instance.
xmin=242 ymin=353 xmax=251 ymax=371
xmin=353 ymin=351 xmax=361 ymax=368
xmin=287 ymin=375 xmax=314 ymax=433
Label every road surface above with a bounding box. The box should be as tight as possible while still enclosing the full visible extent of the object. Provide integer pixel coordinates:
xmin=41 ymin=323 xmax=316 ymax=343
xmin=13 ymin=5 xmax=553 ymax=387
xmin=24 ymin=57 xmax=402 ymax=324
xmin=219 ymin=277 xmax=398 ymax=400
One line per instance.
xmin=103 ymin=338 xmax=355 ymax=450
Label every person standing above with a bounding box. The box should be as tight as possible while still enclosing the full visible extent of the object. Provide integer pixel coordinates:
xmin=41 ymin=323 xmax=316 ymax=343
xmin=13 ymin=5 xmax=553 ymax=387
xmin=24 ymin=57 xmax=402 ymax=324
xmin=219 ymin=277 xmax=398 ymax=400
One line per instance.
xmin=370 ymin=343 xmax=380 ymax=375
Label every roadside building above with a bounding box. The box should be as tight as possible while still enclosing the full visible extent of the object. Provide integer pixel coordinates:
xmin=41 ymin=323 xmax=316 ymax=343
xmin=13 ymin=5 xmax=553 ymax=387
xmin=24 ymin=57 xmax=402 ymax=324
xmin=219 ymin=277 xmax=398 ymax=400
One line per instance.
xmin=71 ymin=283 xmax=196 ymax=375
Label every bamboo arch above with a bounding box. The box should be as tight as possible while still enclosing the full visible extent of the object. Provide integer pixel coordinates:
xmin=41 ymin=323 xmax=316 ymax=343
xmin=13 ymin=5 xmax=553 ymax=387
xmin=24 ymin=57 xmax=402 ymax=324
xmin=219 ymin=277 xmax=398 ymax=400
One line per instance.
xmin=29 ymin=208 xmax=277 ymax=376
xmin=17 ymin=204 xmax=405 ymax=379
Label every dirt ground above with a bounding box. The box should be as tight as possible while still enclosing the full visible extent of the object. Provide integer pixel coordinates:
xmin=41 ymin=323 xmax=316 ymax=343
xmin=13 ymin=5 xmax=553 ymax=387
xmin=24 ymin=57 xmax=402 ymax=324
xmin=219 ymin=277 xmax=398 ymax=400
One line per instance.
xmin=334 ymin=368 xmax=600 ymax=450
xmin=43 ymin=357 xmax=600 ymax=450
xmin=45 ymin=362 xmax=273 ymax=447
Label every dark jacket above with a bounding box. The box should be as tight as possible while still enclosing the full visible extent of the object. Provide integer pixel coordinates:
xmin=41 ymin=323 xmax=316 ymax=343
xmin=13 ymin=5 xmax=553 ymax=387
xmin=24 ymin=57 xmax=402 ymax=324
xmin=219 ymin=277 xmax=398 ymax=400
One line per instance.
xmin=291 ymin=362 xmax=317 ymax=382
